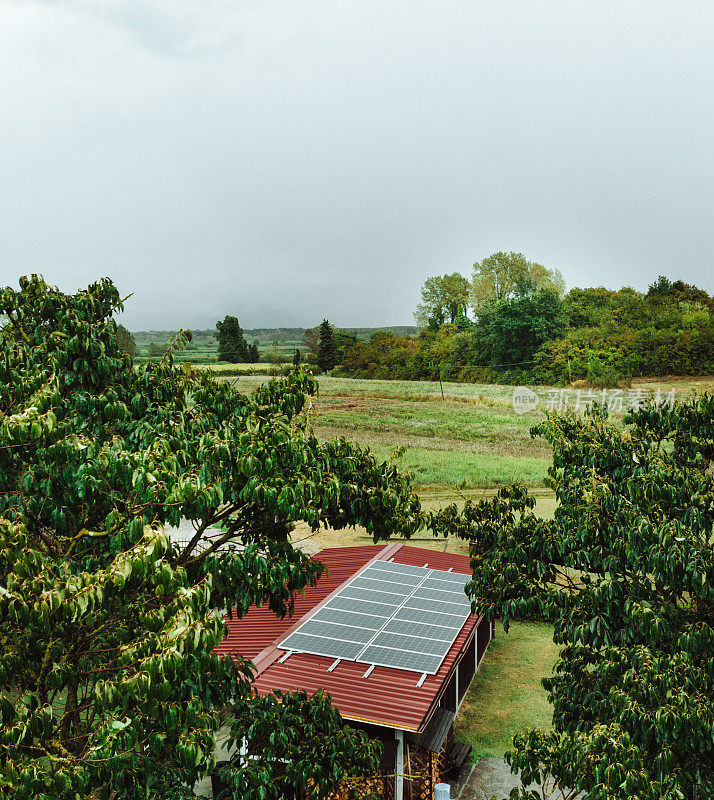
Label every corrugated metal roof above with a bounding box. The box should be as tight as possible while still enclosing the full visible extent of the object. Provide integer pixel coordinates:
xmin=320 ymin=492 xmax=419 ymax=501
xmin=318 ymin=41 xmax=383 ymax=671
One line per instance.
xmin=215 ymin=545 xmax=385 ymax=662
xmin=216 ymin=544 xmax=478 ymax=733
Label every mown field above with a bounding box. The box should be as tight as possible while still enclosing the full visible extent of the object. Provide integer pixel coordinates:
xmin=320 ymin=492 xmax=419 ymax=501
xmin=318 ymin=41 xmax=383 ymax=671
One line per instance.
xmin=453 ymin=622 xmax=560 ymax=759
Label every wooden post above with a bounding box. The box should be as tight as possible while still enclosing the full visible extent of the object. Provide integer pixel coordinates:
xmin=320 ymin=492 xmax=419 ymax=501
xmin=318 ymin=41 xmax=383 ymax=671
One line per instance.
xmin=395 ymin=729 xmax=404 ymax=800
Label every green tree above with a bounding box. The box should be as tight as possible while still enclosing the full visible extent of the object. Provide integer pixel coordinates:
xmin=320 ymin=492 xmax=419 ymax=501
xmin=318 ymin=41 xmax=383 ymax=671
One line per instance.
xmin=471 ymin=251 xmax=565 ymax=310
xmin=335 ymin=329 xmax=360 ymax=362
xmin=0 ymin=276 xmax=424 ymax=800
xmin=433 ymin=396 xmax=714 ymax=800
xmin=266 ymin=345 xmax=287 ymax=365
xmin=317 ymin=319 xmax=339 ymax=372
xmin=302 ymin=327 xmax=319 ymax=363
xmin=215 ymin=315 xmax=249 ymax=363
xmin=488 ymin=289 xmax=568 ymax=368
xmin=647 ymin=274 xmax=673 ymax=297
xmin=415 ymin=273 xmax=471 ymax=329
xmin=115 ymin=324 xmax=137 ymax=358
xmin=148 ymin=341 xmax=165 ymax=358
xmin=248 ymin=342 xmax=260 ymax=363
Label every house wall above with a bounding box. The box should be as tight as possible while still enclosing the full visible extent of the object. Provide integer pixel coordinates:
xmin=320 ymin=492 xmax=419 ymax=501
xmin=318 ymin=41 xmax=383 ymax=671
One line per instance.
xmin=477 ymin=614 xmax=491 ymax=664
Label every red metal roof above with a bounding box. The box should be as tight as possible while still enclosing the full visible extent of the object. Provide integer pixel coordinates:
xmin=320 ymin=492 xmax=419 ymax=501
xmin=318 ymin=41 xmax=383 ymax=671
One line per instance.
xmin=215 ymin=544 xmax=478 ymax=733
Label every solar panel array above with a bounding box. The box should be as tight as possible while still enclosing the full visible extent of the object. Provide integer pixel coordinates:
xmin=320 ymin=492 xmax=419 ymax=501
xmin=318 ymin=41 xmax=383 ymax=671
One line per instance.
xmin=278 ymin=560 xmax=472 ymax=674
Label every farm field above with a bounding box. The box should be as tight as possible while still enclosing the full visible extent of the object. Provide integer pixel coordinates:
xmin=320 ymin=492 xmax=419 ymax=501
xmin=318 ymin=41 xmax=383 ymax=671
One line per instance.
xmin=218 ymin=372 xmax=713 ymax=492
xmin=219 ymin=374 xmax=554 ymax=490
xmin=632 ymin=374 xmax=714 ymax=393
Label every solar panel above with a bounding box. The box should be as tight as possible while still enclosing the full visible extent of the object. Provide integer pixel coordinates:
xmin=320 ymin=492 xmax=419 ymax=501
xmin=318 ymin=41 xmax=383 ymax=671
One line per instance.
xmin=395 ymin=605 xmax=465 ymax=624
xmin=349 ymin=576 xmax=409 ymax=594
xmin=367 ymin=561 xmax=428 ymax=578
xmin=404 ymin=596 xmax=470 ymax=617
xmin=277 ymin=560 xmax=473 ymax=674
xmin=340 ymin=586 xmax=405 ymax=606
xmin=326 ymin=595 xmax=396 ymax=617
xmin=420 ymin=576 xmax=471 ymax=594
xmin=383 ymin=619 xmax=456 ymax=641
xmin=370 ymin=631 xmax=453 ymax=655
xmin=425 ymin=571 xmax=469 ymax=585
xmin=360 ymin=567 xmax=424 ymax=586
xmin=311 ymin=607 xmax=384 ymax=630
xmin=297 ymin=620 xmax=376 ymax=644
xmin=279 ymin=633 xmax=364 ymax=661
xmin=358 ymin=645 xmax=444 ymax=674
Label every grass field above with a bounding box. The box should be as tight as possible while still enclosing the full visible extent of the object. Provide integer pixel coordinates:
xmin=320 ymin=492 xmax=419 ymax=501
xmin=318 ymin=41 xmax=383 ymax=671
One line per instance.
xmin=453 ymin=622 xmax=560 ymax=759
xmin=218 ymin=372 xmax=714 ymax=490
xmin=201 ymin=362 xmax=273 ymax=374
xmin=219 ymin=374 xmax=553 ymax=490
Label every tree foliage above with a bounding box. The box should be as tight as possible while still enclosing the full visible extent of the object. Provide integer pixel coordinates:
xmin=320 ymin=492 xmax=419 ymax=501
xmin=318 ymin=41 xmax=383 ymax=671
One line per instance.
xmin=471 ymin=252 xmax=565 ymax=309
xmin=432 ymin=397 xmax=714 ymax=799
xmin=487 ymin=289 xmax=568 ymax=368
xmin=415 ymin=273 xmax=472 ymax=329
xmin=215 ymin=315 xmax=249 ymax=363
xmin=147 ymin=341 xmax=165 ymax=358
xmin=115 ymin=324 xmax=137 ymax=358
xmin=317 ymin=319 xmax=339 ymax=372
xmin=217 ymin=690 xmax=381 ymax=799
xmin=302 ymin=327 xmax=319 ymax=364
xmin=0 ymin=275 xmax=424 ymax=799
xmin=345 ymin=272 xmax=714 ymax=385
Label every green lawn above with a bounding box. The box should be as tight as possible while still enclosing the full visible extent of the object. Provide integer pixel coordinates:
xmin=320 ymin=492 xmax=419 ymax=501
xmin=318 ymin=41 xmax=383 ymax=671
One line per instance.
xmin=454 ymin=622 xmax=560 ymax=760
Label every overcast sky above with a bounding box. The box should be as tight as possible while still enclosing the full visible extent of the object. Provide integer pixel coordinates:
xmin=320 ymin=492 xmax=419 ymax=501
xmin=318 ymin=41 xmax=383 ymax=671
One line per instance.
xmin=1 ymin=1 xmax=713 ymax=329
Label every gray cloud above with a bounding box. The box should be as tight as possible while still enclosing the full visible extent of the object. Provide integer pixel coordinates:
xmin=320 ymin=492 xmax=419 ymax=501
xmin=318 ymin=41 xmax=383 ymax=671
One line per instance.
xmin=1 ymin=0 xmax=713 ymax=329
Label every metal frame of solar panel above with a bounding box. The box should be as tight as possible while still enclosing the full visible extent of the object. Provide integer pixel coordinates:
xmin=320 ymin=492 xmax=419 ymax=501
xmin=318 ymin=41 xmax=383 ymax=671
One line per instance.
xmin=278 ymin=560 xmax=472 ymax=674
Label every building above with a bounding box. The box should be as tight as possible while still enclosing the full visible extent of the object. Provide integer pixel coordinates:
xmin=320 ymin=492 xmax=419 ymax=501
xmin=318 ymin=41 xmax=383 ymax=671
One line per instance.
xmin=215 ymin=543 xmax=494 ymax=799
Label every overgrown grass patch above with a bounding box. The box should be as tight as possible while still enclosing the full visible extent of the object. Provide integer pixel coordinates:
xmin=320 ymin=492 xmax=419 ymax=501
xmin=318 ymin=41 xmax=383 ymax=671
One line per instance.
xmin=221 ymin=373 xmax=552 ymax=488
xmin=454 ymin=622 xmax=559 ymax=759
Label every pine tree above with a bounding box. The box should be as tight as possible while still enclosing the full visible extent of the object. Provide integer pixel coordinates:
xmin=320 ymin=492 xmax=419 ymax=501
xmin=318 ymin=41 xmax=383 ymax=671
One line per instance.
xmin=317 ymin=319 xmax=339 ymax=372
xmin=215 ymin=315 xmax=249 ymax=363
xmin=248 ymin=342 xmax=260 ymax=363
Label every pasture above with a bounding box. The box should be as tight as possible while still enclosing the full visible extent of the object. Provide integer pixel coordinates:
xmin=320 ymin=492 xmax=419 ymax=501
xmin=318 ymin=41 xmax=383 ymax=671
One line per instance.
xmin=218 ymin=374 xmax=554 ymax=491
xmin=217 ymin=372 xmax=713 ymax=493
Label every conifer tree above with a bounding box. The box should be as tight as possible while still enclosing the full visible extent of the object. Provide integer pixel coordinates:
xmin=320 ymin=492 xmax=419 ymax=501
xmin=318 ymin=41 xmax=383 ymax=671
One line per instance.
xmin=115 ymin=324 xmax=137 ymax=358
xmin=317 ymin=319 xmax=339 ymax=372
